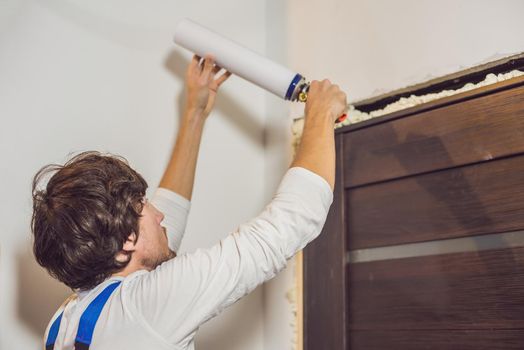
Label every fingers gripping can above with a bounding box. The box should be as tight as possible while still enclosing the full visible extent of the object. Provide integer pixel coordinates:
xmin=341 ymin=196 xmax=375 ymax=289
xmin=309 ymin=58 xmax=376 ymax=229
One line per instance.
xmin=173 ymin=19 xmax=346 ymax=122
xmin=173 ymin=19 xmax=310 ymax=102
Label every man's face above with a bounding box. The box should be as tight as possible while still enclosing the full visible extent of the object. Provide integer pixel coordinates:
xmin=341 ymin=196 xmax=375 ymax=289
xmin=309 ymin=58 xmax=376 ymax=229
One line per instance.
xmin=134 ymin=199 xmax=175 ymax=270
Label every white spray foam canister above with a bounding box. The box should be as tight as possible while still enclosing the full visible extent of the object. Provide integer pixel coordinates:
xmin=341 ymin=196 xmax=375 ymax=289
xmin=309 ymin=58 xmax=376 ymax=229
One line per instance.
xmin=173 ymin=19 xmax=348 ymax=122
xmin=173 ymin=19 xmax=307 ymax=101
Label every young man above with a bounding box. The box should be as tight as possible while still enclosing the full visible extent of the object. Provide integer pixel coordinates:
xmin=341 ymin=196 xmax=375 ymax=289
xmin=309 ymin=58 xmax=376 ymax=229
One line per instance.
xmin=32 ymin=54 xmax=347 ymax=350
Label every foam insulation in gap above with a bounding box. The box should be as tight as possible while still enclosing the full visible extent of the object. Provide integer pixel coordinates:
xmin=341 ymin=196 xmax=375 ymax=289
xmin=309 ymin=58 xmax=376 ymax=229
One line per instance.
xmin=292 ymin=69 xmax=524 ymax=145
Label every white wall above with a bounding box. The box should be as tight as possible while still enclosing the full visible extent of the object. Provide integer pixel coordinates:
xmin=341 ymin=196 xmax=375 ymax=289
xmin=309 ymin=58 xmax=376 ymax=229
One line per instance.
xmin=0 ymin=1 xmax=271 ymax=349
xmin=3 ymin=1 xmax=524 ymax=350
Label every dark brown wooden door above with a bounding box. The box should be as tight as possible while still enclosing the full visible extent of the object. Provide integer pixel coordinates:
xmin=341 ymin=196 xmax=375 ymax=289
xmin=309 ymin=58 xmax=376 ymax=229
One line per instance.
xmin=304 ymin=75 xmax=524 ymax=350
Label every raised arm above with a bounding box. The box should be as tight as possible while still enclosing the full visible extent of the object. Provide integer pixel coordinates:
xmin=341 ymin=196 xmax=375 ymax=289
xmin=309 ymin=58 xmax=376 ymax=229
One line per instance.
xmin=158 ymin=54 xmax=231 ymax=200
xmin=291 ymin=79 xmax=347 ymax=190
xmin=131 ymin=79 xmax=347 ymax=346
xmin=151 ymin=55 xmax=231 ymax=252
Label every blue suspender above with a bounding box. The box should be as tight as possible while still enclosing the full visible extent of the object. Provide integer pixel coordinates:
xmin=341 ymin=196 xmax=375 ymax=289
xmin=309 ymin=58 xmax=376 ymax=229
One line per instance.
xmin=74 ymin=281 xmax=121 ymax=349
xmin=45 ymin=281 xmax=121 ymax=350
xmin=45 ymin=312 xmax=64 ymax=350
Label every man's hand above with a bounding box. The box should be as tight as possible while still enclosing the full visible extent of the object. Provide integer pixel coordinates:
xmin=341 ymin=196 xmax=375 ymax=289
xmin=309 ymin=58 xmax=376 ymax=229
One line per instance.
xmin=185 ymin=54 xmax=232 ymax=118
xmin=305 ymin=79 xmax=347 ymax=124
xmin=159 ymin=55 xmax=231 ymax=200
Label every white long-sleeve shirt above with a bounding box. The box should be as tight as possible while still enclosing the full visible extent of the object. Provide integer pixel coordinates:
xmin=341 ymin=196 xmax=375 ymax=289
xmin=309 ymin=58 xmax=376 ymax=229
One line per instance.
xmin=43 ymin=167 xmax=333 ymax=350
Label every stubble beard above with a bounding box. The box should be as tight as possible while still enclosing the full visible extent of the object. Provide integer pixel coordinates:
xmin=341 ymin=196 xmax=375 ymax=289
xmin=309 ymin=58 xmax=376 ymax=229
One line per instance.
xmin=141 ymin=248 xmax=176 ymax=271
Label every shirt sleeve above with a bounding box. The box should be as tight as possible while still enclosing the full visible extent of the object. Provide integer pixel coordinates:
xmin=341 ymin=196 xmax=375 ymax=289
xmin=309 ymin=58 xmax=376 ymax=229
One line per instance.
xmin=150 ymin=188 xmax=191 ymax=252
xmin=128 ymin=167 xmax=333 ymax=346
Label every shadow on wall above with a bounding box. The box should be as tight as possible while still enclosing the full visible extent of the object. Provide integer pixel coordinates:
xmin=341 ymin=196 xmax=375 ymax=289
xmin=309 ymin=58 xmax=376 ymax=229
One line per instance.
xmin=164 ymin=49 xmax=266 ymax=148
xmin=16 ymin=242 xmax=71 ymax=338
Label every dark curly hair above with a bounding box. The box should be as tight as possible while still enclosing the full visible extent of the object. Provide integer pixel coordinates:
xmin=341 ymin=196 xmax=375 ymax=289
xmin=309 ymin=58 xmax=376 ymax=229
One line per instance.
xmin=31 ymin=151 xmax=148 ymax=290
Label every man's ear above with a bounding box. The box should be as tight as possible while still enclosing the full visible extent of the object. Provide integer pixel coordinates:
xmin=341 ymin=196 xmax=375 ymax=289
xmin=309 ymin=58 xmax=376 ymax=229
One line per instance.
xmin=122 ymin=232 xmax=138 ymax=252
xmin=115 ymin=232 xmax=138 ymax=263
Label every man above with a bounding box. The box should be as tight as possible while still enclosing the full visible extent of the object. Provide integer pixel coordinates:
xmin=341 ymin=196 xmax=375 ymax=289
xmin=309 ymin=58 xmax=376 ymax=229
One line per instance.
xmin=32 ymin=54 xmax=347 ymax=350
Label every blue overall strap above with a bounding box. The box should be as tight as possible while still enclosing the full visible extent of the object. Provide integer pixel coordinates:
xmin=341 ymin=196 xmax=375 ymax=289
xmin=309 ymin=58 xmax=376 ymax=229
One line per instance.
xmin=45 ymin=311 xmax=64 ymax=350
xmin=74 ymin=281 xmax=122 ymax=350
